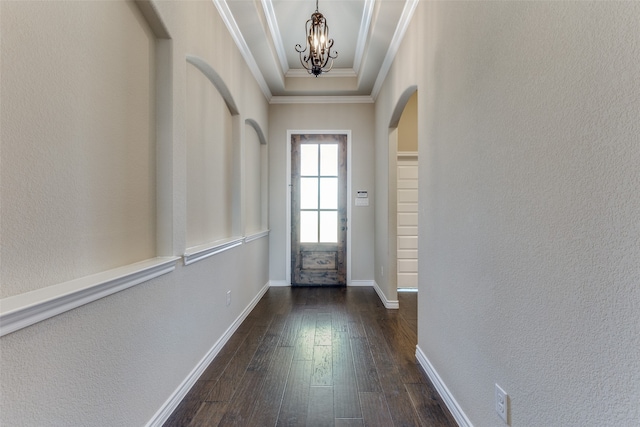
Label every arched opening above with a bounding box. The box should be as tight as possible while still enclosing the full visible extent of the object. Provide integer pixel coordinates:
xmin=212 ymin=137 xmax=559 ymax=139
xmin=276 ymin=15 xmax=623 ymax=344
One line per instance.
xmin=244 ymin=118 xmax=268 ymax=235
xmin=185 ymin=55 xmax=241 ymax=249
xmin=388 ymin=86 xmax=418 ymax=295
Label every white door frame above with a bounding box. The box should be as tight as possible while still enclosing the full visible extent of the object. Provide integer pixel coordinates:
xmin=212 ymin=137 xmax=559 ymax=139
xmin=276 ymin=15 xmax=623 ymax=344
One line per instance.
xmin=286 ymin=130 xmax=352 ymax=286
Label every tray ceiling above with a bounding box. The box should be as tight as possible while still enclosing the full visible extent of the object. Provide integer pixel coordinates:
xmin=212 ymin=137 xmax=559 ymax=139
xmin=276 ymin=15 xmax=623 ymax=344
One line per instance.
xmin=215 ymin=0 xmax=419 ymax=102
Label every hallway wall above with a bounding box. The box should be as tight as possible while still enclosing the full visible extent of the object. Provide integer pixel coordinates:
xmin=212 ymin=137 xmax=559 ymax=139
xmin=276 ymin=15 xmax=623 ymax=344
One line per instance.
xmin=268 ymin=103 xmax=376 ymax=284
xmin=0 ymin=1 xmax=270 ymax=425
xmin=378 ymin=1 xmax=640 ymax=426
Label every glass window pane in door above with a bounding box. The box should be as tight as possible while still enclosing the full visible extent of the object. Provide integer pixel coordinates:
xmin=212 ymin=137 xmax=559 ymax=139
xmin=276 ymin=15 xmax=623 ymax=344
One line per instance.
xmin=300 ymin=178 xmax=318 ymax=209
xmin=319 ymin=211 xmax=337 ymax=243
xmin=300 ymin=211 xmax=318 ymax=242
xmin=320 ymin=144 xmax=338 ymax=176
xmin=320 ymin=177 xmax=337 ymax=209
xmin=301 ymin=144 xmax=318 ymax=176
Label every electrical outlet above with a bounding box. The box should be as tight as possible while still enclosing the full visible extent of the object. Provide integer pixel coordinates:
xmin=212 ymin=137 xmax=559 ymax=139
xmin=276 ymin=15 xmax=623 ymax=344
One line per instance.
xmin=495 ymin=383 xmax=508 ymax=424
xmin=226 ymin=290 xmax=231 ymax=307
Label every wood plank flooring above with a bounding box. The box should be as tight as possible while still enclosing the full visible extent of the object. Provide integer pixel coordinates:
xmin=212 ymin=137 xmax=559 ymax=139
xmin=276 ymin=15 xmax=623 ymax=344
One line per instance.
xmin=163 ymin=287 xmax=456 ymax=427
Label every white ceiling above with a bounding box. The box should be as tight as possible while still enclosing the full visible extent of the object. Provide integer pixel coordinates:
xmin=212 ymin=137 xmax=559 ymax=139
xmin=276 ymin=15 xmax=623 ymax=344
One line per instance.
xmin=215 ymin=0 xmax=419 ymax=102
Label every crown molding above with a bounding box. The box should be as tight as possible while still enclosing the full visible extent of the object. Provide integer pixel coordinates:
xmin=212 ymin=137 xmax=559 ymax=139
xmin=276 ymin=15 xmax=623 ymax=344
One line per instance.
xmin=353 ymin=0 xmax=375 ymax=74
xmin=216 ymin=0 xmax=417 ymax=102
xmin=214 ymin=0 xmax=273 ymax=101
xmin=371 ymin=0 xmax=419 ymax=100
xmin=285 ymin=68 xmax=358 ymax=78
xmin=270 ymin=95 xmax=374 ymax=105
xmin=261 ymin=0 xmax=289 ymax=74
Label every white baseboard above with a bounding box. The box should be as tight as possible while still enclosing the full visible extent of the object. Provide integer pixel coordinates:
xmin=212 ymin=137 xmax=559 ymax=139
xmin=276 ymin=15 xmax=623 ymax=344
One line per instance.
xmin=146 ymin=281 xmax=270 ymax=427
xmin=348 ymin=279 xmax=374 ymax=287
xmin=415 ymin=345 xmax=474 ymax=427
xmin=373 ymin=281 xmax=399 ymax=309
xmin=268 ymin=280 xmax=289 ymax=287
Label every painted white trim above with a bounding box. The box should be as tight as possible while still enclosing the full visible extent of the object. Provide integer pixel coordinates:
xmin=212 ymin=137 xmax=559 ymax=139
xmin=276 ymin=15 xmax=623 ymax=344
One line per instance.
xmin=146 ymin=281 xmax=271 ymax=427
xmin=415 ymin=346 xmax=474 ymax=427
xmin=346 ymin=133 xmax=353 ymax=286
xmin=268 ymin=280 xmax=289 ymax=287
xmin=286 ymin=132 xmax=292 ymax=286
xmin=213 ymin=0 xmax=272 ymax=100
xmin=183 ymin=237 xmax=244 ymax=266
xmin=186 ymin=55 xmax=239 ymax=115
xmin=286 ymin=130 xmax=352 ymax=287
xmin=261 ymin=0 xmax=289 ymax=74
xmin=353 ymin=0 xmax=375 ymax=74
xmin=285 ymin=68 xmax=357 ymax=78
xmin=0 ymin=257 xmax=180 ymax=337
xmin=397 ymin=151 xmax=418 ymax=159
xmin=244 ymin=229 xmax=270 ymax=243
xmin=373 ymin=281 xmax=399 ymax=309
xmin=271 ymin=96 xmax=374 ymax=105
xmin=348 ymin=280 xmax=375 ymax=287
xmin=371 ymin=0 xmax=419 ymax=100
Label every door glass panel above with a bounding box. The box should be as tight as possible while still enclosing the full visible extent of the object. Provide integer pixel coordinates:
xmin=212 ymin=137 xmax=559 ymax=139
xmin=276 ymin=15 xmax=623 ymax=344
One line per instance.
xmin=300 ymin=177 xmax=318 ymax=209
xmin=319 ymin=211 xmax=337 ymax=243
xmin=320 ymin=144 xmax=338 ymax=176
xmin=301 ymin=144 xmax=318 ymax=176
xmin=320 ymin=177 xmax=337 ymax=209
xmin=300 ymin=211 xmax=318 ymax=242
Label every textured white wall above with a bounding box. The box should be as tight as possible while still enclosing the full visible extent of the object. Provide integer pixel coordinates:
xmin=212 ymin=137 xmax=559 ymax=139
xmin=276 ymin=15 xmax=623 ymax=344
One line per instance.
xmin=392 ymin=1 xmax=639 ymax=426
xmin=373 ymin=25 xmax=421 ymax=305
xmin=268 ymin=103 xmax=375 ymax=283
xmin=0 ymin=0 xmax=270 ymax=425
xmin=186 ymin=62 xmax=234 ymax=246
xmin=1 ymin=1 xmax=156 ymax=298
xmin=245 ymin=123 xmax=263 ymax=234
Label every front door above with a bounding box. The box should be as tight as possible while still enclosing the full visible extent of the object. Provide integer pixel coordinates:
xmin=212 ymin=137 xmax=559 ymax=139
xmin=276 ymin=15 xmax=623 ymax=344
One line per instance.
xmin=291 ymin=133 xmax=347 ymax=286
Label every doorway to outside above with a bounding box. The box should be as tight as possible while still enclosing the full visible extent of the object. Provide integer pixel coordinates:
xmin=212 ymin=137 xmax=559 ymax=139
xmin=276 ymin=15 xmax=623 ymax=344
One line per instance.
xmin=289 ymin=133 xmax=348 ymax=286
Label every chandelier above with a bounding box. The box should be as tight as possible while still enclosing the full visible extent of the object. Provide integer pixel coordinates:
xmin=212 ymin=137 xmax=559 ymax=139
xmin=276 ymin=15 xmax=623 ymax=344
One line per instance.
xmin=295 ymin=0 xmax=338 ymax=77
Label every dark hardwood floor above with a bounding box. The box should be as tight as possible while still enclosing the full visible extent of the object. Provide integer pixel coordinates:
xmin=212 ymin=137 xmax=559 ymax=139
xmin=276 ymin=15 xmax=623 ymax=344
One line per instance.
xmin=163 ymin=287 xmax=456 ymax=427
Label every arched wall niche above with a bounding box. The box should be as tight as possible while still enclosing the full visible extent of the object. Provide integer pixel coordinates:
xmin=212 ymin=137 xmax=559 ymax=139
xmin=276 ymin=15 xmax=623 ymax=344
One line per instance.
xmin=186 ymin=54 xmax=239 ymax=116
xmin=245 ymin=118 xmax=267 ymax=145
xmin=185 ymin=55 xmax=242 ymax=249
xmin=0 ymin=0 xmax=179 ymax=334
xmin=244 ymin=119 xmax=268 ymax=235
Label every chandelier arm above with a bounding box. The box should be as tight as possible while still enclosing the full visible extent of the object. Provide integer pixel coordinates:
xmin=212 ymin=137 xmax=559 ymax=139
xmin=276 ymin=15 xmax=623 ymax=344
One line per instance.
xmin=298 ymin=51 xmax=312 ymax=71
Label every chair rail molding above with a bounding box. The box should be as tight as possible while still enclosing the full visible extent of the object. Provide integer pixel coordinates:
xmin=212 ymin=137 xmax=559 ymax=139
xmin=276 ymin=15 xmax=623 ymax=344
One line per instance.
xmin=0 ymin=257 xmax=180 ymax=337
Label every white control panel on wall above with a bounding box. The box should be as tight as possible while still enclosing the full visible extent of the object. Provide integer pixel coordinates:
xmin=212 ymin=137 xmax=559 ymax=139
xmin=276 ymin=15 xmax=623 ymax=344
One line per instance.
xmin=355 ymin=191 xmax=369 ymax=206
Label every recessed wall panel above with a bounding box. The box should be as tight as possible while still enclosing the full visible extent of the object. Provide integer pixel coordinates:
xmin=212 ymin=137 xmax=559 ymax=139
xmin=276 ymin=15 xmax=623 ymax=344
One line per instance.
xmin=186 ymin=62 xmax=233 ymax=247
xmin=1 ymin=1 xmax=156 ymax=297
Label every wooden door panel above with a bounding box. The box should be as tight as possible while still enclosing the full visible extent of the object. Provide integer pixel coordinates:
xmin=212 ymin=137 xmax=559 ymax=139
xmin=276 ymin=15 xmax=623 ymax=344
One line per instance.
xmin=291 ymin=133 xmax=347 ymax=286
xmin=302 ymin=251 xmax=337 ymax=269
